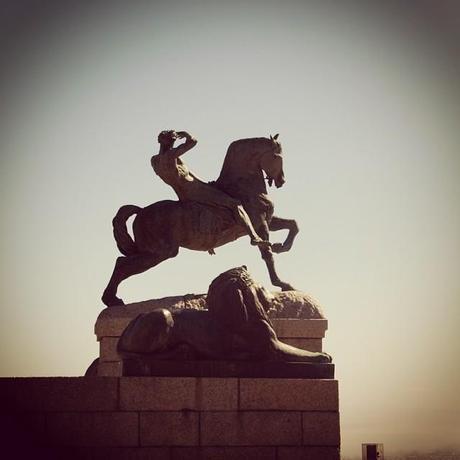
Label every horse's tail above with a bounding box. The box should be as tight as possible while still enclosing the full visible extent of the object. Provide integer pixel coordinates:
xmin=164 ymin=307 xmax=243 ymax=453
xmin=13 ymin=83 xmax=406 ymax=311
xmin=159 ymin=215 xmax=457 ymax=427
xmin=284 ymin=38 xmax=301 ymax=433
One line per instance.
xmin=112 ymin=205 xmax=141 ymax=256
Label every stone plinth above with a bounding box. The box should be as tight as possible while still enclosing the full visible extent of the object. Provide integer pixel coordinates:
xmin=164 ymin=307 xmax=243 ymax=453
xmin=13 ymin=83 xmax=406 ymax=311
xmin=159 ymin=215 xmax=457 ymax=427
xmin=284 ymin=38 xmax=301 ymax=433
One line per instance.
xmin=94 ymin=297 xmax=328 ymax=377
xmin=0 ymin=376 xmax=340 ymax=459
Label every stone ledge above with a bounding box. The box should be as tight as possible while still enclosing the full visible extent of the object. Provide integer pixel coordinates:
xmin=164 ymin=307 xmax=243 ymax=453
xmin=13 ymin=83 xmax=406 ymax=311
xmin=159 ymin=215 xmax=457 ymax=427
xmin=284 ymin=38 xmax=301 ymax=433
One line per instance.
xmin=99 ymin=337 xmax=324 ymax=365
xmin=95 ymin=307 xmax=328 ymax=339
xmin=122 ymin=359 xmax=335 ymax=379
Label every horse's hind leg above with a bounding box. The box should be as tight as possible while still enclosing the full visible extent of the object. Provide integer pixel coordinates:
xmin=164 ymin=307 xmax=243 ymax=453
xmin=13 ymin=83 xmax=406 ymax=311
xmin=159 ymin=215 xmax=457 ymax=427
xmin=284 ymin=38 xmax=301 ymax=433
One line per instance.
xmin=101 ymin=247 xmax=178 ymax=307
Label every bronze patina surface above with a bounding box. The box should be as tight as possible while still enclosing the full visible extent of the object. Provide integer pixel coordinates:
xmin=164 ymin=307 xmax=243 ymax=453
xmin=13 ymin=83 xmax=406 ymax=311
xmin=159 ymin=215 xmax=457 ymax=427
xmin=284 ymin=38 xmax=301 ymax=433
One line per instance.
xmin=102 ymin=132 xmax=298 ymax=307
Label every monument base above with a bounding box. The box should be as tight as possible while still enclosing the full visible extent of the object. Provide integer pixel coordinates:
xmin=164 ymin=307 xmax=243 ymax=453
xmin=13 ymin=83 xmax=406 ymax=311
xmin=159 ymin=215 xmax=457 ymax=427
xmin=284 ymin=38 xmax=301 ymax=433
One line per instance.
xmin=1 ymin=376 xmax=340 ymax=460
xmin=122 ymin=358 xmax=335 ymax=379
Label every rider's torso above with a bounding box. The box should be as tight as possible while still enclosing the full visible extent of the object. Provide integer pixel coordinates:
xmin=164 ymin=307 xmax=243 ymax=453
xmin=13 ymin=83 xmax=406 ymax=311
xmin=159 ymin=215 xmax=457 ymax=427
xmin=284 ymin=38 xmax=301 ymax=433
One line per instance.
xmin=151 ymin=151 xmax=239 ymax=208
xmin=151 ymin=153 xmax=193 ymax=191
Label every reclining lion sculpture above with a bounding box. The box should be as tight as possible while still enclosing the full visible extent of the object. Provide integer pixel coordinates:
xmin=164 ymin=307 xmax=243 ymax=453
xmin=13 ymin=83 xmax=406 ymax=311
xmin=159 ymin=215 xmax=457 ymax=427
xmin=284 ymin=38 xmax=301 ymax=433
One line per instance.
xmin=117 ymin=266 xmax=332 ymax=363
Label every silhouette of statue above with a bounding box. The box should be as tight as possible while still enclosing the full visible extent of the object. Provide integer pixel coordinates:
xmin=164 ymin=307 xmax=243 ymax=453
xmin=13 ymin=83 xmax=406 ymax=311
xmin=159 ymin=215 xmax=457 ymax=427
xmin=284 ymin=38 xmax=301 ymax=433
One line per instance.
xmin=102 ymin=133 xmax=299 ymax=307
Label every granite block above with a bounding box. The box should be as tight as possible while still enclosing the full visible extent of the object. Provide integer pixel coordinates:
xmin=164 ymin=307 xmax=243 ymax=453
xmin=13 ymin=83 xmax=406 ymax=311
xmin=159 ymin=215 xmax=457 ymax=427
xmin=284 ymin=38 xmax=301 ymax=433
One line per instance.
xmin=302 ymin=412 xmax=340 ymax=446
xmin=240 ymin=379 xmax=338 ymax=411
xmin=272 ymin=319 xmax=327 ymax=338
xmin=278 ymin=446 xmax=340 ymax=460
xmin=140 ymin=411 xmax=199 ymax=446
xmin=172 ymin=446 xmax=276 ymax=459
xmin=201 ymin=411 xmax=301 ymax=446
xmin=46 ymin=412 xmax=138 ymax=447
xmin=100 ymin=337 xmax=120 ymax=362
xmin=120 ymin=377 xmax=238 ymax=411
xmin=281 ymin=338 xmax=322 ymax=352
xmin=98 ymin=361 xmax=123 ymax=377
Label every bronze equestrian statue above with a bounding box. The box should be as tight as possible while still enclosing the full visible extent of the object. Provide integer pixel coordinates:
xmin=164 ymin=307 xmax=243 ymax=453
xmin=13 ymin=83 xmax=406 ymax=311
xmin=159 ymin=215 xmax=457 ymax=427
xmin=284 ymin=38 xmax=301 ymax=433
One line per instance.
xmin=102 ymin=132 xmax=299 ymax=307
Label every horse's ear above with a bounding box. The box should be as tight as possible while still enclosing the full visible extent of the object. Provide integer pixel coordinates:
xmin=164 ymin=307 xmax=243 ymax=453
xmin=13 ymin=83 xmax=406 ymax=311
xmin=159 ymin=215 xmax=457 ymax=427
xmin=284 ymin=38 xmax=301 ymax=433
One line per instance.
xmin=270 ymin=134 xmax=273 ymax=140
xmin=273 ymin=133 xmax=279 ymax=140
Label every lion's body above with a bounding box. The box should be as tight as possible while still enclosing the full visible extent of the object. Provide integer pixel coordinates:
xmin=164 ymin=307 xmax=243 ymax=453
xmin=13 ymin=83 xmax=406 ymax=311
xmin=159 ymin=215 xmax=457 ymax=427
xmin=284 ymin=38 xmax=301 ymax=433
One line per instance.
xmin=117 ymin=266 xmax=332 ymax=363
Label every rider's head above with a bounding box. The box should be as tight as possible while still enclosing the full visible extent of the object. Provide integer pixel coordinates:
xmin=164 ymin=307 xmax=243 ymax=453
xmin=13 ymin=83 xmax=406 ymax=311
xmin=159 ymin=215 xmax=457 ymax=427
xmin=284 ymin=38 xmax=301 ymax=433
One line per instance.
xmin=158 ymin=130 xmax=177 ymax=150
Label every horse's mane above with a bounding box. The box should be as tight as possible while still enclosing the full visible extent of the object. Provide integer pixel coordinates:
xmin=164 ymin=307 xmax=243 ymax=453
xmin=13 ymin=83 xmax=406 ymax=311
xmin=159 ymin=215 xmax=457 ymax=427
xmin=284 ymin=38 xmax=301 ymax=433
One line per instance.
xmin=217 ymin=137 xmax=277 ymax=181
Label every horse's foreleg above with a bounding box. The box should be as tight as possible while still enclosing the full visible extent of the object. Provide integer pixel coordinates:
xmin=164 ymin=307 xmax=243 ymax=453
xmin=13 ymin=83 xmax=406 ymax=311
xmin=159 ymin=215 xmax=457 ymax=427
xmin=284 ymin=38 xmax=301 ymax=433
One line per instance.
xmin=260 ymin=247 xmax=295 ymax=291
xmin=268 ymin=216 xmax=299 ymax=254
xmin=101 ymin=248 xmax=178 ymax=307
xmin=256 ymin=221 xmax=295 ymax=291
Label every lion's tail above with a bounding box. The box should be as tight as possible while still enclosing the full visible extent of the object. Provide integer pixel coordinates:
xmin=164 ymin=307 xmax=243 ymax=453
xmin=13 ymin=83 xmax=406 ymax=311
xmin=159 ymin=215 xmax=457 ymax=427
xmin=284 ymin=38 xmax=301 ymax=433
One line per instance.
xmin=112 ymin=205 xmax=141 ymax=256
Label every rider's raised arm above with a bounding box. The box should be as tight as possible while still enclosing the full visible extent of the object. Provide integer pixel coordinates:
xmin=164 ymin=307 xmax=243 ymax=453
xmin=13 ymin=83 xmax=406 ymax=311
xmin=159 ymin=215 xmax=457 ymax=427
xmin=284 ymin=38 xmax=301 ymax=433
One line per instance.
xmin=168 ymin=131 xmax=197 ymax=159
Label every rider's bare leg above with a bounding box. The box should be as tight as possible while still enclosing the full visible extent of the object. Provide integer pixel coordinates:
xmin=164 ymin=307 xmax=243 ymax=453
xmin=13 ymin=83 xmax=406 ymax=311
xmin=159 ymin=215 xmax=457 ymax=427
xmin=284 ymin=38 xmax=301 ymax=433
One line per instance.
xmin=234 ymin=204 xmax=271 ymax=248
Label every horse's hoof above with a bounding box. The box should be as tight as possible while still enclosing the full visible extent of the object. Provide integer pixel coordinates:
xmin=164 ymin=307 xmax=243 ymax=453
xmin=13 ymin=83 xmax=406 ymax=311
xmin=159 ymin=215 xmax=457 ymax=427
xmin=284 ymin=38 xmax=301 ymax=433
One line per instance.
xmin=280 ymin=283 xmax=295 ymax=291
xmin=102 ymin=293 xmax=125 ymax=307
xmin=108 ymin=299 xmax=125 ymax=307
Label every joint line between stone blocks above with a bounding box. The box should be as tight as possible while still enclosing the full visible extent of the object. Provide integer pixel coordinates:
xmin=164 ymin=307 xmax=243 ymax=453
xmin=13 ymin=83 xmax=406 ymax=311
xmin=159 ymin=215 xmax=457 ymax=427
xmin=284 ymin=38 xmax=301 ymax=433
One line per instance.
xmin=300 ymin=411 xmax=304 ymax=446
xmin=198 ymin=410 xmax=202 ymax=447
xmin=137 ymin=411 xmax=141 ymax=447
xmin=237 ymin=378 xmax=240 ymax=411
xmin=116 ymin=377 xmax=120 ymax=411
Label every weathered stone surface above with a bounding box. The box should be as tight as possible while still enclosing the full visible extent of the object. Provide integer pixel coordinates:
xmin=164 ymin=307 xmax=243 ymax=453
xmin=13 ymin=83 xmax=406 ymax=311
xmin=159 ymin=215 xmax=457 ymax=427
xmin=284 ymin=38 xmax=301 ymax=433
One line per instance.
xmin=268 ymin=291 xmax=324 ymax=319
xmin=0 ymin=413 xmax=45 ymax=448
xmin=95 ymin=296 xmax=206 ymax=337
xmin=302 ymin=412 xmax=341 ymax=446
xmin=272 ymin=319 xmax=328 ymax=338
xmin=278 ymin=446 xmax=340 ymax=460
xmin=122 ymin=359 xmax=334 ymax=379
xmin=100 ymin=337 xmax=121 ymax=362
xmin=120 ymin=377 xmax=238 ymax=411
xmin=96 ymin=295 xmax=326 ymax=339
xmin=282 ymin=338 xmax=322 ymax=351
xmin=172 ymin=446 xmax=277 ymax=460
xmin=98 ymin=361 xmax=123 ymax=377
xmin=46 ymin=412 xmax=138 ymax=446
xmin=0 ymin=377 xmax=118 ymax=412
xmin=200 ymin=411 xmax=301 ymax=446
xmin=239 ymin=379 xmax=339 ymax=411
xmin=40 ymin=447 xmax=170 ymax=460
xmin=140 ymin=411 xmax=199 ymax=446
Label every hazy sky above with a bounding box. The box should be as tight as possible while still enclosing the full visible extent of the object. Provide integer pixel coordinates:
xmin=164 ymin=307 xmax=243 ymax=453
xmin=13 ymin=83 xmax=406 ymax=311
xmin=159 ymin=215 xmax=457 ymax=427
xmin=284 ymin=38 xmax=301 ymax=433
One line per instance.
xmin=1 ymin=1 xmax=459 ymax=457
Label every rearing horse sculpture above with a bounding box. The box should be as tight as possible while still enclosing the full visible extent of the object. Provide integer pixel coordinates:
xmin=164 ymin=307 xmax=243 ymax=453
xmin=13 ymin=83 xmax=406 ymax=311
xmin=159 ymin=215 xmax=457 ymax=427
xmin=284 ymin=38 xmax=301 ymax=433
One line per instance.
xmin=102 ymin=135 xmax=299 ymax=307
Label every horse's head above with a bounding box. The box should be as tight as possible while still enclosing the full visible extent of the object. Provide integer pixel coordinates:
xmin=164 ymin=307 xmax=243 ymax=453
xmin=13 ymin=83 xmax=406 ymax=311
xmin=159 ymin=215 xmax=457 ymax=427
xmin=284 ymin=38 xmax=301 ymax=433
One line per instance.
xmin=260 ymin=134 xmax=285 ymax=188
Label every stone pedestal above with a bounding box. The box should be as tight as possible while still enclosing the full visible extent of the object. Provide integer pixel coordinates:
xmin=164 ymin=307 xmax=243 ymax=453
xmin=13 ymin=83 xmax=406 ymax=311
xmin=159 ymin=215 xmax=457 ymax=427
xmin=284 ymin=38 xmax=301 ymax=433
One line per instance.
xmin=0 ymin=376 xmax=340 ymax=459
xmin=0 ymin=296 xmax=340 ymax=458
xmin=94 ymin=296 xmax=329 ymax=377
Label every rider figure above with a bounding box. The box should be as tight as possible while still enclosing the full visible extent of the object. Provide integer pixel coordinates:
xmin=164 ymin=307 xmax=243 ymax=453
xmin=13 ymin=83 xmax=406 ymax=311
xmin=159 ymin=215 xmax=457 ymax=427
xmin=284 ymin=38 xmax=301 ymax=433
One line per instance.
xmin=151 ymin=130 xmax=270 ymax=248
